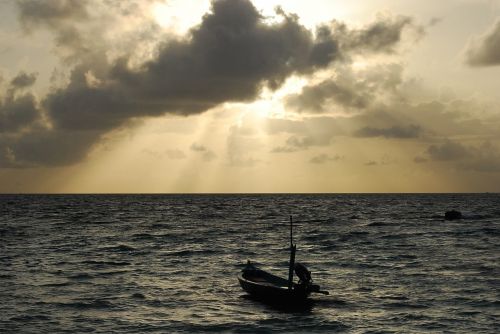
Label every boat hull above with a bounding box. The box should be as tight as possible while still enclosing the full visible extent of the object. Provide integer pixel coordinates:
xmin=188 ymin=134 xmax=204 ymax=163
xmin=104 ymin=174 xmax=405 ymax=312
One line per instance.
xmin=238 ymin=270 xmax=310 ymax=302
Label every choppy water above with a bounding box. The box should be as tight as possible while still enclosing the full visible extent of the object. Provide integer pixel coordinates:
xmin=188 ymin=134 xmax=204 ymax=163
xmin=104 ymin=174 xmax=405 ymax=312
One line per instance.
xmin=0 ymin=194 xmax=499 ymax=333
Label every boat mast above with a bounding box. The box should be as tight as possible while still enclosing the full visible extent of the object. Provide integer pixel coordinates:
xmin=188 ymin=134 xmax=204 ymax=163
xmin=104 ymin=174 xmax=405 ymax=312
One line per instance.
xmin=288 ymin=216 xmax=296 ymax=290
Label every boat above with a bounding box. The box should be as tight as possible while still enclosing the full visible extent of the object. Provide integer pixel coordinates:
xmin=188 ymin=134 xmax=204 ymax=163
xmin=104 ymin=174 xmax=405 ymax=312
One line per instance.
xmin=238 ymin=216 xmax=328 ymax=302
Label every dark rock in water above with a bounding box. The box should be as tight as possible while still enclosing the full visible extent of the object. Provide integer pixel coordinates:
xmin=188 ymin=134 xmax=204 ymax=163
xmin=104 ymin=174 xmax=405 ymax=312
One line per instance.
xmin=445 ymin=210 xmax=462 ymax=220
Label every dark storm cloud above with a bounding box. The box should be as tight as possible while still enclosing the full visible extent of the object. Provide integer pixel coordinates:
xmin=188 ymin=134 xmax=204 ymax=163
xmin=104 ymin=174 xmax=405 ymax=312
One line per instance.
xmin=43 ymin=0 xmax=339 ymax=133
xmin=10 ymin=72 xmax=37 ymax=88
xmin=354 ymin=124 xmax=422 ymax=139
xmin=0 ymin=129 xmax=99 ymax=167
xmin=0 ymin=93 xmax=40 ymax=133
xmin=3 ymin=0 xmax=420 ymax=167
xmin=45 ymin=0 xmax=419 ymax=132
xmin=466 ymin=19 xmax=500 ymax=66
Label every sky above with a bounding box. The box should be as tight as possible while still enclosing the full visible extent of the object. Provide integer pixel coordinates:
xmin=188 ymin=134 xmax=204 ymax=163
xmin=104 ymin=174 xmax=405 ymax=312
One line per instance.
xmin=1 ymin=0 xmax=500 ymax=193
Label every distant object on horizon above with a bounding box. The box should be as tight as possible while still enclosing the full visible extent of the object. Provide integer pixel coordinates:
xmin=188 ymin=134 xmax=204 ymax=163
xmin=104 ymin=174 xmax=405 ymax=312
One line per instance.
xmin=445 ymin=210 xmax=463 ymax=220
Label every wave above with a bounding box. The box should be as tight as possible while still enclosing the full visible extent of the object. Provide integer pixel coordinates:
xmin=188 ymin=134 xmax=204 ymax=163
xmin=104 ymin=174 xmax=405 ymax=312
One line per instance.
xmin=57 ymin=299 xmax=116 ymax=310
xmin=68 ymin=273 xmax=93 ymax=280
xmin=100 ymin=244 xmax=137 ymax=252
xmin=81 ymin=260 xmax=131 ymax=267
xmin=164 ymin=249 xmax=220 ymax=257
xmin=366 ymin=221 xmax=391 ymax=227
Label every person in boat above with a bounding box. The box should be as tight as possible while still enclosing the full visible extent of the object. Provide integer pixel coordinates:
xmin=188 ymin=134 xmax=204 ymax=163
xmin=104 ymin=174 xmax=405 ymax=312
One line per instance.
xmin=294 ymin=262 xmax=311 ymax=285
xmin=294 ymin=262 xmax=324 ymax=294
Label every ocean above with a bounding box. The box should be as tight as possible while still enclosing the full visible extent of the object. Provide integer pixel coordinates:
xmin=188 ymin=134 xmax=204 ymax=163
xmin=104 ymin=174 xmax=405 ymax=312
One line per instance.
xmin=0 ymin=194 xmax=499 ymax=333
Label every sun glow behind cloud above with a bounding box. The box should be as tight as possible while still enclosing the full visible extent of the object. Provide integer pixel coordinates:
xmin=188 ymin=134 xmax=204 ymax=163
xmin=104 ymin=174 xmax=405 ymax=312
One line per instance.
xmin=251 ymin=0 xmax=351 ymax=28
xmin=152 ymin=0 xmax=210 ymax=35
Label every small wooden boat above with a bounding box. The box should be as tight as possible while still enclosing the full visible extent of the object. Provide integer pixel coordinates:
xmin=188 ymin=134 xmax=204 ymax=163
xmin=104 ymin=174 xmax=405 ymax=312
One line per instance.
xmin=238 ymin=262 xmax=327 ymax=301
xmin=238 ymin=217 xmax=328 ymax=302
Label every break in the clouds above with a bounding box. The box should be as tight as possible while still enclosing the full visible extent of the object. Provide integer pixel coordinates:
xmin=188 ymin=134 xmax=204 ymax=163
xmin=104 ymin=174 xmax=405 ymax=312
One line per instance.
xmin=0 ymin=0 xmax=418 ymax=168
xmin=466 ymin=19 xmax=500 ymax=66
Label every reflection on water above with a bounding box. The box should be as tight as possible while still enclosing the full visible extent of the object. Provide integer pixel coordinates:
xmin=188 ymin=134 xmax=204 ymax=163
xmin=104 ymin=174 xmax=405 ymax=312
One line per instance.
xmin=0 ymin=194 xmax=499 ymax=333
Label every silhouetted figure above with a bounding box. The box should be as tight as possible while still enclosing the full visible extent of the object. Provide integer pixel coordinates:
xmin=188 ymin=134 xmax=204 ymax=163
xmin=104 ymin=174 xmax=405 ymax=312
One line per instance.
xmin=294 ymin=262 xmax=311 ymax=285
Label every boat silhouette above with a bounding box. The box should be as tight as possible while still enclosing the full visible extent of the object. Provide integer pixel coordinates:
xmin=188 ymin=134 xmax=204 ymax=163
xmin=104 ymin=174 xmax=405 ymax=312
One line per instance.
xmin=238 ymin=216 xmax=328 ymax=303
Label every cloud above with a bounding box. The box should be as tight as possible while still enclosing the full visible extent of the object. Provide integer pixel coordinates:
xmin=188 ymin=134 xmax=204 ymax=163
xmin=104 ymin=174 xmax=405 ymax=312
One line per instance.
xmin=286 ymin=74 xmax=371 ymax=112
xmin=309 ymin=153 xmax=342 ymax=164
xmin=190 ymin=143 xmax=209 ymax=152
xmin=424 ymin=140 xmax=500 ymax=172
xmin=353 ymin=124 xmax=422 ymax=139
xmin=465 ymin=19 xmax=500 ymax=66
xmin=0 ymin=93 xmax=40 ymax=133
xmin=272 ymin=133 xmax=334 ymax=153
xmin=17 ymin=0 xmax=161 ymax=63
xmin=40 ymin=0 xmax=344 ymax=131
xmin=426 ymin=140 xmax=469 ymax=161
xmin=460 ymin=142 xmax=500 ymax=172
xmin=339 ymin=14 xmax=418 ymax=54
xmin=428 ymin=17 xmax=443 ymax=27
xmin=364 ymin=155 xmax=394 ymax=167
xmin=307 ymin=14 xmax=418 ymax=64
xmin=266 ymin=116 xmax=347 ymax=140
xmin=190 ymin=143 xmax=216 ymax=161
xmin=142 ymin=148 xmax=187 ymax=160
xmin=17 ymin=0 xmax=89 ymax=30
xmin=0 ymin=129 xmax=99 ymax=167
xmin=272 ymin=62 xmax=500 ymax=160
xmin=17 ymin=0 xmax=91 ymax=60
xmin=3 ymin=0 xmax=422 ymax=168
xmin=10 ymin=72 xmax=37 ymax=88
xmin=286 ymin=63 xmax=404 ymax=113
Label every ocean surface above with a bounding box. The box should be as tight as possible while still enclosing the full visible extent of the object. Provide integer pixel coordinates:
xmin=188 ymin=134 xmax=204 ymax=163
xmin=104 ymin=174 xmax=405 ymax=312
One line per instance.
xmin=0 ymin=194 xmax=499 ymax=333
